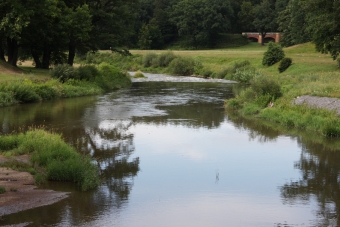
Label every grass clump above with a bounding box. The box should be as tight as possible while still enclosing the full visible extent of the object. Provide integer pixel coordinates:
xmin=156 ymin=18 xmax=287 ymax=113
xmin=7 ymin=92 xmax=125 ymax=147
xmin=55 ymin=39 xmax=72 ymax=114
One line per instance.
xmin=0 ymin=186 xmax=5 ymax=194
xmin=133 ymin=71 xmax=146 ymax=78
xmin=0 ymin=130 xmax=100 ymax=191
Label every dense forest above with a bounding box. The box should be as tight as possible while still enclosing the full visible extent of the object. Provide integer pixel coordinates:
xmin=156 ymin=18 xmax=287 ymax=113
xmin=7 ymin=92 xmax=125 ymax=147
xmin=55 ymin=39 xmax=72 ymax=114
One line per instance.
xmin=0 ymin=0 xmax=339 ymax=68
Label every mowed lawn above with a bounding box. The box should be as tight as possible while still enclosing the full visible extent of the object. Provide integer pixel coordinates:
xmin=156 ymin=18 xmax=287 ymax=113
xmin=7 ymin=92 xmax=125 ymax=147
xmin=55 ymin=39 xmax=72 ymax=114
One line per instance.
xmin=131 ymin=42 xmax=339 ymax=77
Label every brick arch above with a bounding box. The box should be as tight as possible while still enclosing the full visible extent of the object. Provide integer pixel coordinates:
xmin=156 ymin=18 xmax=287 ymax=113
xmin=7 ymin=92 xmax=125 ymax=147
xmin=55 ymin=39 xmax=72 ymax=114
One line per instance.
xmin=242 ymin=32 xmax=281 ymax=43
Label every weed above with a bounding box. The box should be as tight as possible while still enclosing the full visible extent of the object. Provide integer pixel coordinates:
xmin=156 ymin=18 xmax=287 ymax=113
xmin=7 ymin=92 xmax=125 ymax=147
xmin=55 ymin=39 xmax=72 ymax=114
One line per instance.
xmin=0 ymin=186 xmax=5 ymax=194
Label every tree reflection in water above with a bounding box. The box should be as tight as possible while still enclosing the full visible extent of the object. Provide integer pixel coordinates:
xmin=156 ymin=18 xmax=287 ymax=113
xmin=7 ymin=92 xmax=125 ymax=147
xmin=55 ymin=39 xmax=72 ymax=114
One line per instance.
xmin=227 ymin=113 xmax=340 ymax=226
xmin=84 ymin=119 xmax=140 ymax=201
xmin=280 ymin=139 xmax=340 ymax=226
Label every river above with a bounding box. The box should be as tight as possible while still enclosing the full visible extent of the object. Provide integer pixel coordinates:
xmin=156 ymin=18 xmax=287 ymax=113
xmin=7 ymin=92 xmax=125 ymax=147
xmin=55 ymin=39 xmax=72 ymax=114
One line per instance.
xmin=0 ymin=73 xmax=339 ymax=226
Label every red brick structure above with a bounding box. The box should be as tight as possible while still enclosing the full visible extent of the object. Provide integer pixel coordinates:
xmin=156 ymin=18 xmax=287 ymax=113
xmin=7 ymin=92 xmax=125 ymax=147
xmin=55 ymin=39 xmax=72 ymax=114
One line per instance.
xmin=242 ymin=32 xmax=281 ymax=43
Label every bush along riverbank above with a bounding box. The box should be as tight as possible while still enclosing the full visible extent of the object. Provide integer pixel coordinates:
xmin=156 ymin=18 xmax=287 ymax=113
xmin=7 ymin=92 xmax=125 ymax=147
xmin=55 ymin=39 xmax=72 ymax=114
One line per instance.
xmin=0 ymin=63 xmax=131 ymax=107
xmin=77 ymin=50 xmax=265 ymax=81
xmin=225 ymin=74 xmax=340 ymax=138
xmin=0 ymin=129 xmax=99 ymax=191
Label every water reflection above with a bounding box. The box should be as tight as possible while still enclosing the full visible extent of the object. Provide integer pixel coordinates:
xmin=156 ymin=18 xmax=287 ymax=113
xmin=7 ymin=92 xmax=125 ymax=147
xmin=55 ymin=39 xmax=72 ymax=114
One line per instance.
xmin=2 ymin=79 xmax=340 ymax=226
xmin=227 ymin=113 xmax=340 ymax=226
xmin=280 ymin=138 xmax=340 ymax=226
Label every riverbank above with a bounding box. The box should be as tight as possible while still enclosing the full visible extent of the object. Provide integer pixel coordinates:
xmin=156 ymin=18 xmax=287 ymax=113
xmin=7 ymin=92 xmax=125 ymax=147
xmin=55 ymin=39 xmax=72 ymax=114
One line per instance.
xmin=0 ymin=62 xmax=131 ymax=107
xmin=0 ymin=129 xmax=101 ymax=216
xmin=0 ymin=164 xmax=68 ymax=216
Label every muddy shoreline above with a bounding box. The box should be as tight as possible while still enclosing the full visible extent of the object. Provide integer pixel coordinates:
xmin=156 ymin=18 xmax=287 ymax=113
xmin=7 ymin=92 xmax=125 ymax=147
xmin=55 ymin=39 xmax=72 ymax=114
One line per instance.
xmin=0 ymin=156 xmax=69 ymax=217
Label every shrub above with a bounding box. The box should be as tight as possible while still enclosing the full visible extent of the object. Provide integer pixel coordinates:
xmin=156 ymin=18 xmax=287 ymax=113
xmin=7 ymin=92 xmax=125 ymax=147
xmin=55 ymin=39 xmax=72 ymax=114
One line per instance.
xmin=97 ymin=63 xmax=131 ymax=90
xmin=0 ymin=186 xmax=5 ymax=194
xmin=168 ymin=57 xmax=196 ymax=76
xmin=225 ymin=98 xmax=241 ymax=109
xmin=0 ymin=91 xmax=17 ymax=107
xmin=0 ymin=134 xmax=19 ymax=150
xmin=232 ymin=67 xmax=261 ymax=83
xmin=262 ymin=42 xmax=285 ymax=66
xmin=142 ymin=53 xmax=158 ymax=67
xmin=0 ymin=81 xmax=40 ymax=103
xmin=157 ymin=51 xmax=177 ymax=67
xmin=250 ymin=76 xmax=282 ymax=100
xmin=33 ymin=84 xmax=60 ymax=100
xmin=50 ymin=64 xmax=79 ymax=83
xmin=278 ymin=57 xmax=292 ymax=73
xmin=231 ymin=60 xmax=251 ymax=73
xmin=77 ymin=65 xmax=100 ymax=81
xmin=202 ymin=69 xmax=213 ymax=78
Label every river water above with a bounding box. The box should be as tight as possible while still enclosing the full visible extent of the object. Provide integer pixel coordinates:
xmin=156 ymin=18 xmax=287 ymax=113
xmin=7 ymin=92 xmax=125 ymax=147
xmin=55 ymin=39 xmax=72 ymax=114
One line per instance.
xmin=1 ymin=73 xmax=340 ymax=226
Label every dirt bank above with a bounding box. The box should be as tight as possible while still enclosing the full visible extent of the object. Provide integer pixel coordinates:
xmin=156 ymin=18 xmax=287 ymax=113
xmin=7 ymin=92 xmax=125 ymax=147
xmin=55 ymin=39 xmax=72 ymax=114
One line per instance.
xmin=294 ymin=95 xmax=340 ymax=115
xmin=0 ymin=156 xmax=69 ymax=216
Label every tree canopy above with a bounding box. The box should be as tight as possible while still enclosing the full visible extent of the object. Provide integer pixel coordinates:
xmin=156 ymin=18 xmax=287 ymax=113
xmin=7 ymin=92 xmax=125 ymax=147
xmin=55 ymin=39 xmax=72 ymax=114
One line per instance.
xmin=1 ymin=0 xmax=340 ymax=66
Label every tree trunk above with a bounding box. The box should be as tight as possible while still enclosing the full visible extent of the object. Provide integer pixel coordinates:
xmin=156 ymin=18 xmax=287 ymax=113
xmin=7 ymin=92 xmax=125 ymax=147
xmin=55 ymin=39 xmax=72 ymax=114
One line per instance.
xmin=42 ymin=45 xmax=51 ymax=69
xmin=31 ymin=49 xmax=42 ymax=68
xmin=260 ymin=31 xmax=266 ymax=46
xmin=67 ymin=38 xmax=76 ymax=66
xmin=7 ymin=38 xmax=19 ymax=67
xmin=0 ymin=47 xmax=5 ymax=61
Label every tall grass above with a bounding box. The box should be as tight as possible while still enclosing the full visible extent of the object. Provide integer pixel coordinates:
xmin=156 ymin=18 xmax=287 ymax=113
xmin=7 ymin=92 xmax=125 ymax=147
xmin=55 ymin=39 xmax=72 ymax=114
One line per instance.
xmin=0 ymin=130 xmax=100 ymax=191
xmin=0 ymin=64 xmax=131 ymax=107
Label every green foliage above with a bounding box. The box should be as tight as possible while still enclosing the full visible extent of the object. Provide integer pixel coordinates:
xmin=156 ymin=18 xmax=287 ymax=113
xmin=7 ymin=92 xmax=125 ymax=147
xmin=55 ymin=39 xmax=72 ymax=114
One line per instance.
xmin=155 ymin=51 xmax=177 ymax=67
xmin=232 ymin=67 xmax=257 ymax=83
xmin=77 ymin=65 xmax=100 ymax=81
xmin=202 ymin=69 xmax=213 ymax=78
xmin=143 ymin=53 xmax=158 ymax=67
xmin=0 ymin=130 xmax=100 ymax=191
xmin=0 ymin=80 xmax=40 ymax=103
xmin=262 ymin=42 xmax=285 ymax=66
xmin=231 ymin=60 xmax=251 ymax=72
xmin=0 ymin=92 xmax=17 ymax=107
xmin=278 ymin=0 xmax=311 ymax=47
xmin=322 ymin=119 xmax=340 ymax=137
xmin=138 ymin=22 xmax=163 ymax=50
xmin=170 ymin=0 xmax=233 ymax=48
xmin=97 ymin=64 xmax=131 ymax=90
xmin=241 ymin=103 xmax=261 ymax=115
xmin=168 ymin=57 xmax=196 ymax=76
xmin=225 ymin=98 xmax=241 ymax=109
xmin=251 ymin=76 xmax=282 ymax=99
xmin=303 ymin=0 xmax=340 ymax=60
xmin=0 ymin=134 xmax=19 ymax=151
xmin=0 ymin=186 xmax=5 ymax=194
xmin=33 ymin=84 xmax=60 ymax=100
xmin=133 ymin=71 xmax=146 ymax=78
xmin=212 ymin=68 xmax=230 ymax=79
xmin=278 ymin=57 xmax=292 ymax=73
xmin=253 ymin=0 xmax=277 ymax=45
xmin=50 ymin=64 xmax=79 ymax=83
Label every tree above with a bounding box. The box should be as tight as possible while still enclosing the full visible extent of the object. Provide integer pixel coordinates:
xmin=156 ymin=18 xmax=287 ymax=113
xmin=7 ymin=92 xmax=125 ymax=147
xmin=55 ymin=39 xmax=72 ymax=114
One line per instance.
xmin=138 ymin=21 xmax=163 ymax=49
xmin=238 ymin=1 xmax=255 ymax=32
xmin=0 ymin=0 xmax=34 ymax=66
xmin=302 ymin=0 xmax=340 ymax=60
xmin=171 ymin=0 xmax=233 ymax=49
xmin=278 ymin=0 xmax=310 ymax=47
xmin=252 ymin=0 xmax=277 ymax=46
xmin=65 ymin=5 xmax=92 ymax=66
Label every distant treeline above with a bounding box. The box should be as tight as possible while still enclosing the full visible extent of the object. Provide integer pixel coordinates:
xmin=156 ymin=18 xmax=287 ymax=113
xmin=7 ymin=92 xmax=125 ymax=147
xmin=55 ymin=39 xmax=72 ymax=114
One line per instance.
xmin=0 ymin=0 xmax=339 ymax=68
